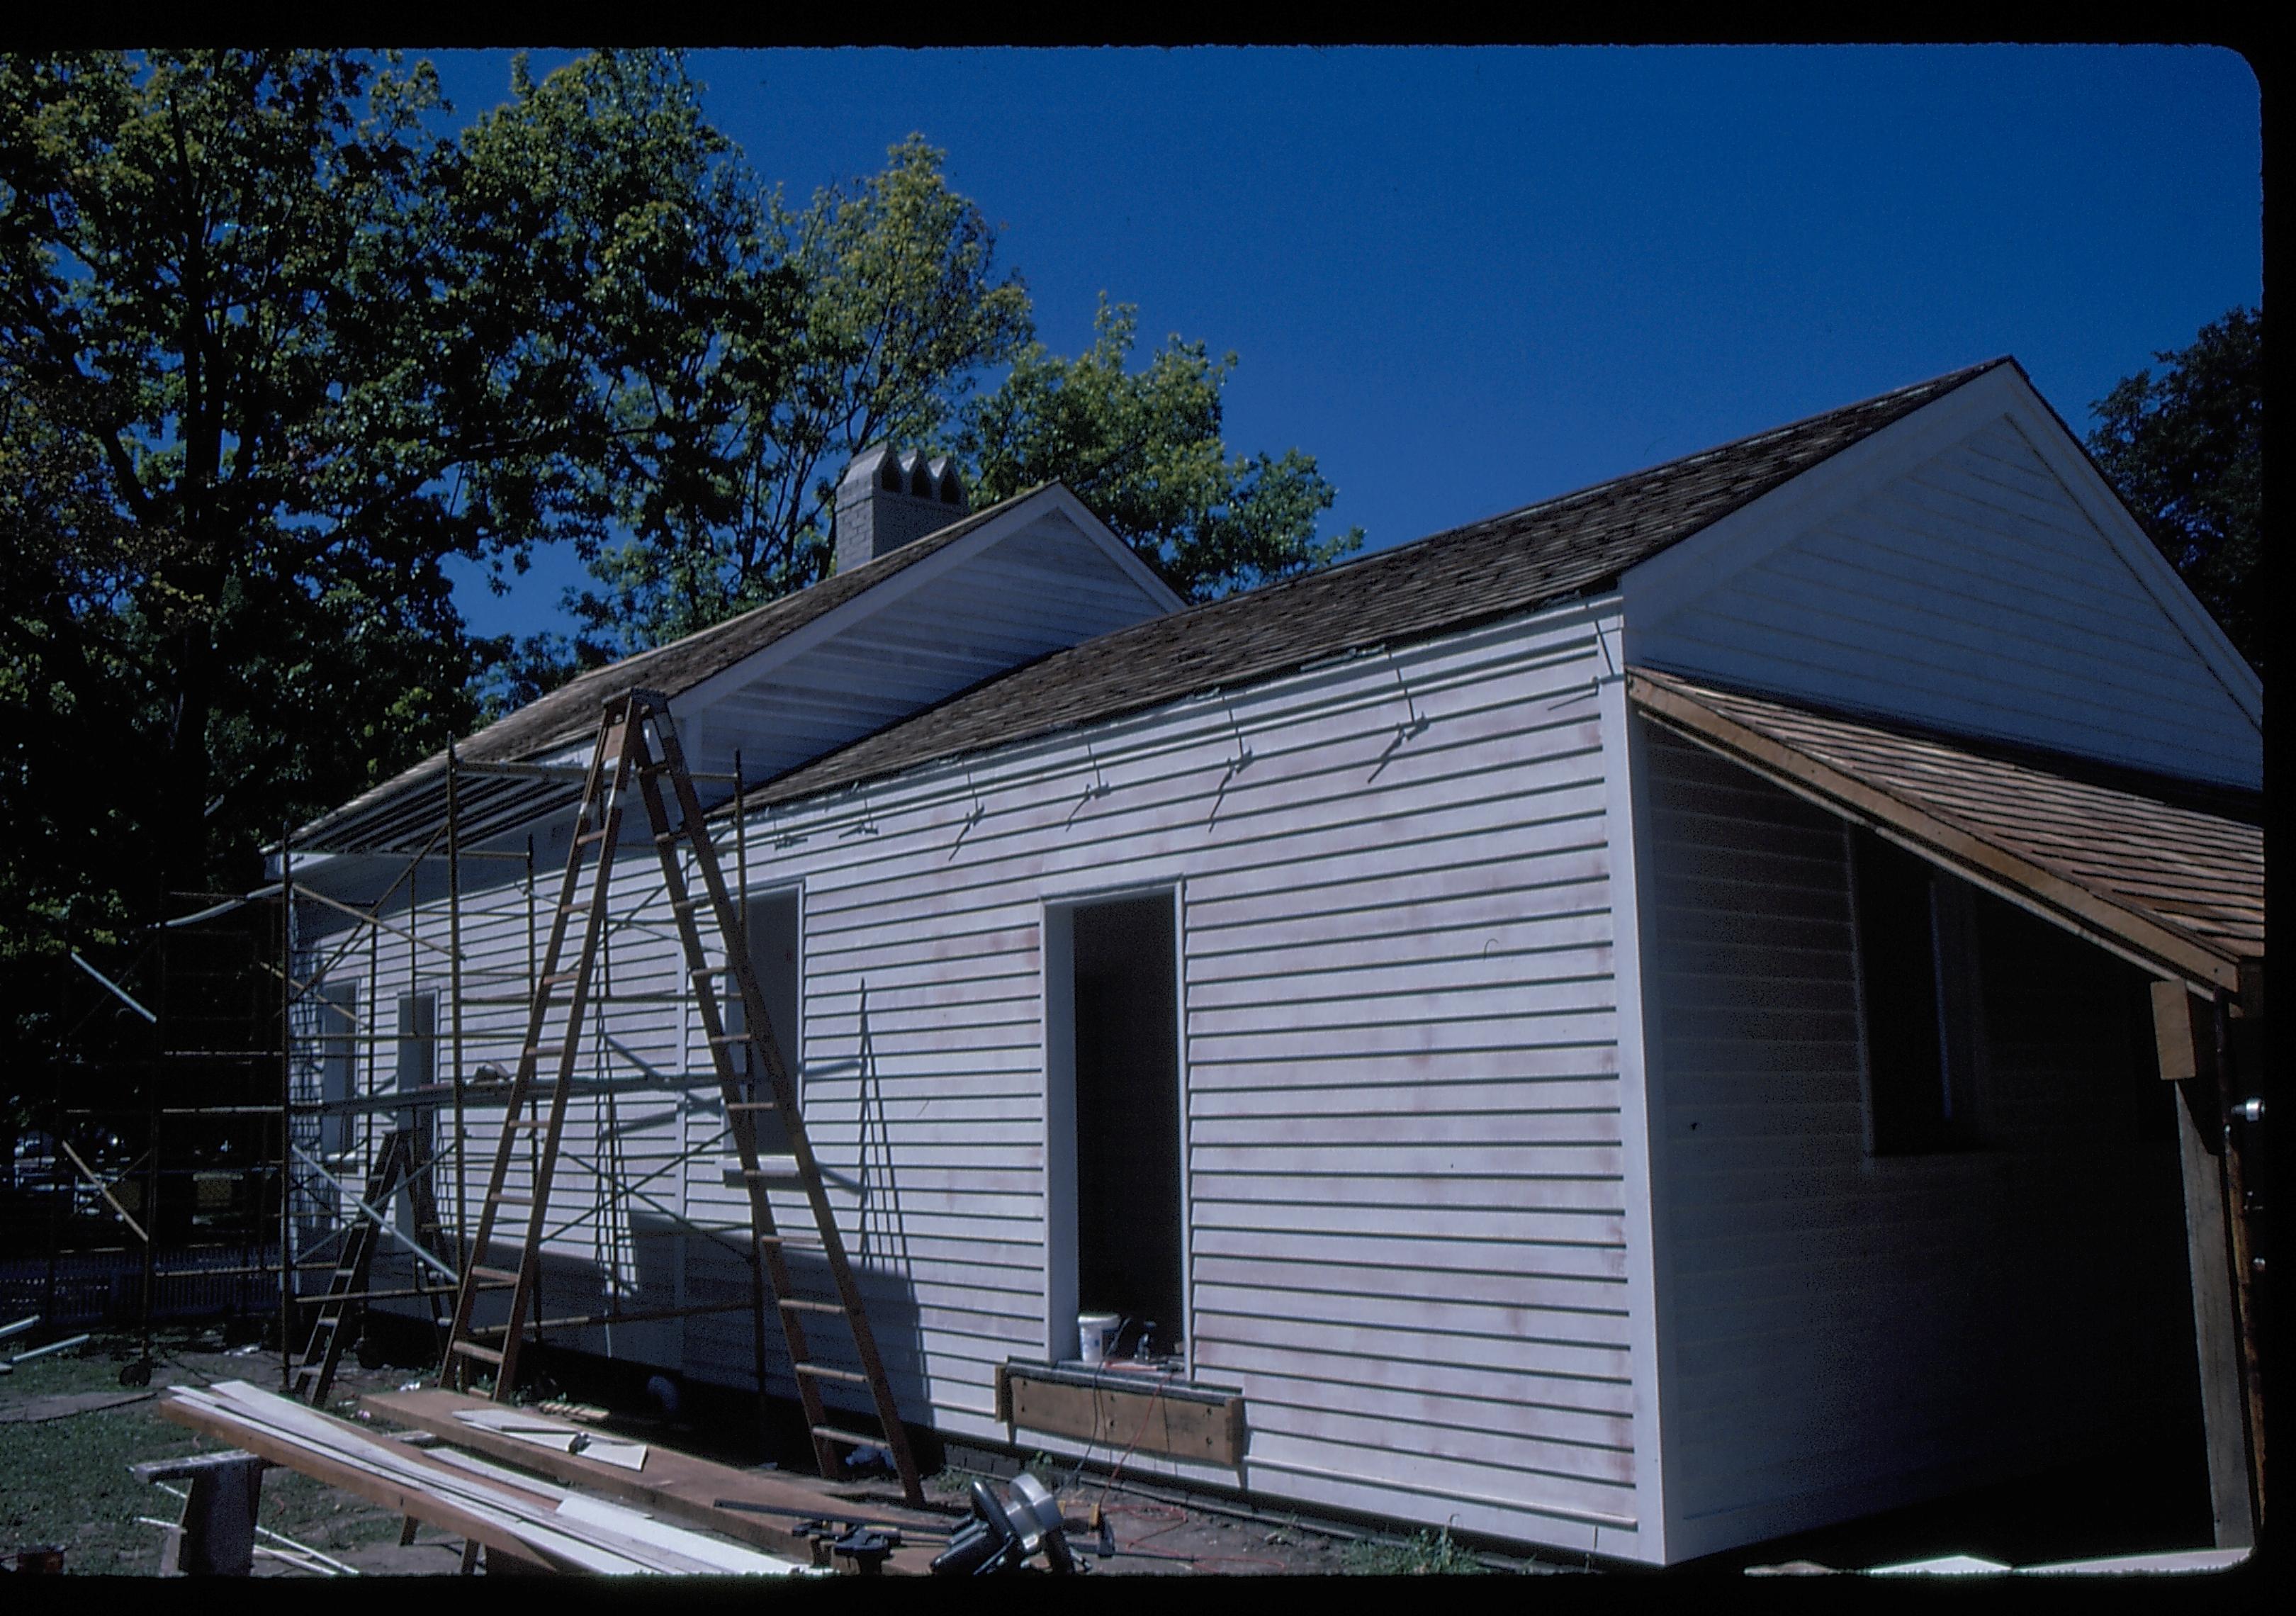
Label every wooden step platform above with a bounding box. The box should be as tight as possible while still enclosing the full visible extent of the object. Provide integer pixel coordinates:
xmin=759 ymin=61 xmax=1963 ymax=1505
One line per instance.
xmin=361 ymin=1387 xmax=957 ymax=1574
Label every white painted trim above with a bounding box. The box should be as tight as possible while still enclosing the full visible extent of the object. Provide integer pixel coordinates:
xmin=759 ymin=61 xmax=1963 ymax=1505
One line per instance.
xmin=1598 ymin=640 xmax=1667 ymax=1566
xmin=1619 ymin=365 xmax=2031 ymax=634
xmin=1989 ymin=380 xmax=2263 ymax=721
xmin=1171 ymin=879 xmax=1193 ymax=1383
xmin=1038 ymin=880 xmax=1191 ymax=1373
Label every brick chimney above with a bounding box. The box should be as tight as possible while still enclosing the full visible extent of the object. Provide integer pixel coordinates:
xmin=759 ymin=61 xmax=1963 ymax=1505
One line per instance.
xmin=832 ymin=445 xmax=969 ymax=575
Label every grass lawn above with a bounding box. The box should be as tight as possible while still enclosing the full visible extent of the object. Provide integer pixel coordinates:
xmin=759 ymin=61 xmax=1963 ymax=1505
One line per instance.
xmin=1 ymin=1327 xmax=428 ymax=1576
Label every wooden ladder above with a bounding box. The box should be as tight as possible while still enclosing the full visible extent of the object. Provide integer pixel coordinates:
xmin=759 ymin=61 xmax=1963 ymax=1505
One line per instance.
xmin=434 ymin=689 xmax=924 ymax=1508
xmin=291 ymin=1128 xmax=440 ymax=1408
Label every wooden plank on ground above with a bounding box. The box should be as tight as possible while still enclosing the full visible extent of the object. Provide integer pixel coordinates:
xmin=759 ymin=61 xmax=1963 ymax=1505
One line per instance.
xmin=162 ymin=1381 xmax=806 ymax=1575
xmin=360 ymin=1387 xmax=953 ymax=1574
xmin=158 ymin=1391 xmax=580 ymax=1572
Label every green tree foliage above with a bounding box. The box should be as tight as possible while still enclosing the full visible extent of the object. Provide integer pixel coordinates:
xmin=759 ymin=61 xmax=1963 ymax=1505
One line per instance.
xmin=1 ymin=50 xmax=1361 ymax=1127
xmin=432 ymin=51 xmax=800 ymax=698
xmin=2087 ymin=305 xmax=2263 ymax=677
xmin=0 ymin=50 xmax=765 ymax=1099
xmin=563 ymin=134 xmax=1032 ymax=658
xmin=962 ymin=296 xmax=1363 ymax=602
xmin=4 ymin=52 xmax=468 ymax=935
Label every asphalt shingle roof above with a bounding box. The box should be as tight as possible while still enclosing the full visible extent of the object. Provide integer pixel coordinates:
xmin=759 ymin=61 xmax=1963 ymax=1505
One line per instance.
xmin=743 ymin=359 xmax=2008 ymax=812
xmin=294 ymin=493 xmax=1031 ymax=849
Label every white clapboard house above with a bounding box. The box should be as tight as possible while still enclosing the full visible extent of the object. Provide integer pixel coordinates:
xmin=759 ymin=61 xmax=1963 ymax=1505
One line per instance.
xmin=281 ymin=364 xmax=2263 ymax=1566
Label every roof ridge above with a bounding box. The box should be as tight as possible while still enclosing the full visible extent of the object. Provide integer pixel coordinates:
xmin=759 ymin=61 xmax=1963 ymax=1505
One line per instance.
xmin=1032 ymin=357 xmax=2011 ymax=642
xmin=738 ymin=357 xmax=2018 ymax=814
xmin=1414 ymin=356 xmax=2010 ymax=546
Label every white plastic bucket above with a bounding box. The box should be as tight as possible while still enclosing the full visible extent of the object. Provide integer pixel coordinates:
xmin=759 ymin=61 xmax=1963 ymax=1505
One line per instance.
xmin=1078 ymin=1313 xmax=1120 ymax=1366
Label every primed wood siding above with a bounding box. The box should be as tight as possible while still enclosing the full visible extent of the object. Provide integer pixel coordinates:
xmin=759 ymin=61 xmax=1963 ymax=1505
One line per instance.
xmin=672 ymin=605 xmax=1655 ymax=1559
xmin=1628 ymin=415 xmax=2261 ymax=788
xmin=1641 ymin=725 xmax=2201 ymax=1560
xmin=283 ymin=504 xmax=1171 ymax=1363
xmin=286 ymin=597 xmax=1661 ymax=1559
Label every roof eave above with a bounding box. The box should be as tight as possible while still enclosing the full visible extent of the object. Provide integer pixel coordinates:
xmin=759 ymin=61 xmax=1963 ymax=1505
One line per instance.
xmin=1626 ymin=668 xmax=2251 ymax=994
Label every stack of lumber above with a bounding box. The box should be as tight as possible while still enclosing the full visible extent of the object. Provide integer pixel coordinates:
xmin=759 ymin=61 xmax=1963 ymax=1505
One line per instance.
xmin=159 ymin=1381 xmax=808 ymax=1576
xmin=361 ymin=1386 xmax=957 ymax=1575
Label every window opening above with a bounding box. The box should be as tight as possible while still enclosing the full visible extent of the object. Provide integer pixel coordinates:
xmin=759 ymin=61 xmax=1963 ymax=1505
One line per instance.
xmin=728 ymin=890 xmax=801 ymax=1155
xmin=1849 ymin=831 xmax=1982 ymax=1155
xmin=317 ymin=982 xmax=357 ymax=1163
xmin=393 ymin=993 xmax=437 ymax=1237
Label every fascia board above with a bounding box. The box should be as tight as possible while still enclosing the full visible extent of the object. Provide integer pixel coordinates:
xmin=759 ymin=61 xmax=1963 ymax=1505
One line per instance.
xmin=1617 ymin=365 xmax=2029 ymax=636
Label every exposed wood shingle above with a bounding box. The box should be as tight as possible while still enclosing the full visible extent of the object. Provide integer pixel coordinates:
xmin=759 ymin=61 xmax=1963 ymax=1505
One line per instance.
xmin=1628 ymin=667 xmax=2263 ymax=989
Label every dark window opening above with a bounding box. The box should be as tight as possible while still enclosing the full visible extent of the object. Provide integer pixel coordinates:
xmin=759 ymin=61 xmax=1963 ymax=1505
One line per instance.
xmin=317 ymin=982 xmax=357 ymax=1162
xmin=1850 ymin=830 xmax=1981 ymax=1155
xmin=393 ymin=993 xmax=437 ymax=1239
xmin=728 ymin=891 xmax=800 ymax=1155
xmin=1071 ymin=894 xmax=1183 ymax=1362
xmin=879 ymin=459 xmax=901 ymax=491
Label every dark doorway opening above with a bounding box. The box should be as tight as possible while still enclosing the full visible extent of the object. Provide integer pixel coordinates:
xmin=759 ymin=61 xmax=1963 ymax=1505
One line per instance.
xmin=731 ymin=891 xmax=800 ymax=1155
xmin=1071 ymin=894 xmax=1183 ymax=1362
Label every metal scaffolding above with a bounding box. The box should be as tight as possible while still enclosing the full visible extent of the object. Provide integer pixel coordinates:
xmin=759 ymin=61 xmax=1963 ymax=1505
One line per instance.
xmin=22 ymin=738 xmax=772 ymax=1404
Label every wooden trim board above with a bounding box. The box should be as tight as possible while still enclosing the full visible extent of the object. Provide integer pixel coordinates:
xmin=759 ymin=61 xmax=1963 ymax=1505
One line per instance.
xmin=996 ymin=1363 xmax=1246 ymax=1469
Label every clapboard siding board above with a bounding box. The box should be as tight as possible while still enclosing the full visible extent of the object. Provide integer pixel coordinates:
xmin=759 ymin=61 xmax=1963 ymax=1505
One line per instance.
xmin=1624 ymin=413 xmax=2261 ymax=788
xmin=271 ymin=366 xmax=2249 ymax=1569
xmin=647 ymin=601 xmax=1660 ymax=1556
xmin=1639 ymin=724 xmax=2201 ymax=1561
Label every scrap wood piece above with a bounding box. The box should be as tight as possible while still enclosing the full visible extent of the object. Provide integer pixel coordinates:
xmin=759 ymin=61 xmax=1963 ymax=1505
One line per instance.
xmin=420 ymin=1447 xmax=786 ymax=1577
xmin=454 ymin=1405 xmax=649 ymax=1470
xmin=159 ymin=1381 xmax=804 ymax=1576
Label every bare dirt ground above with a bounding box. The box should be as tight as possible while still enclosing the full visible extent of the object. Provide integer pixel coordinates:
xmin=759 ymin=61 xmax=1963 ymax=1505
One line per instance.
xmin=931 ymin=1466 xmax=1361 ymax=1576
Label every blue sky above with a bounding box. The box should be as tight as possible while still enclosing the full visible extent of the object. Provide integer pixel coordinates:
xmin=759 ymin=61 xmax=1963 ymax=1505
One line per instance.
xmin=424 ymin=46 xmax=2262 ymax=644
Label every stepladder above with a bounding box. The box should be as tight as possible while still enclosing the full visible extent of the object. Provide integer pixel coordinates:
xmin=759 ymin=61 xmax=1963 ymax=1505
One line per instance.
xmin=434 ymin=689 xmax=925 ymax=1506
xmin=289 ymin=1127 xmax=446 ymax=1408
